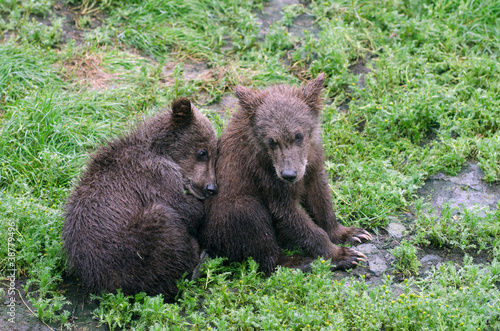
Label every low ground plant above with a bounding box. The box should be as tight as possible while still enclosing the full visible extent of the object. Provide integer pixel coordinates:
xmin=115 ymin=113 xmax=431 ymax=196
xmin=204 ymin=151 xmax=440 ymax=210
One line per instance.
xmin=391 ymin=240 xmax=421 ymax=277
xmin=90 ymin=258 xmax=500 ymax=330
xmin=412 ymin=200 xmax=500 ymax=254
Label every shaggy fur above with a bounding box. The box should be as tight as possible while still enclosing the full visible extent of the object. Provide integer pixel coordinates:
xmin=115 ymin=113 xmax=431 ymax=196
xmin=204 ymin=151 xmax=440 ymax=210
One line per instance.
xmin=201 ymin=74 xmax=372 ymax=275
xmin=63 ymin=98 xmax=217 ymax=300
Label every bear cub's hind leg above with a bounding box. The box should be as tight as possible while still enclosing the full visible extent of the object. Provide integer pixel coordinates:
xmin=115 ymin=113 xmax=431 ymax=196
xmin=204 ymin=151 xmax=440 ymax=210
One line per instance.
xmin=123 ymin=204 xmax=200 ymax=300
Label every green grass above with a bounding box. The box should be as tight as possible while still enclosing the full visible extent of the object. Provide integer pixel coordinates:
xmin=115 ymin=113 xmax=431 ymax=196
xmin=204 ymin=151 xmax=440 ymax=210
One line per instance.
xmin=0 ymin=0 xmax=499 ymax=329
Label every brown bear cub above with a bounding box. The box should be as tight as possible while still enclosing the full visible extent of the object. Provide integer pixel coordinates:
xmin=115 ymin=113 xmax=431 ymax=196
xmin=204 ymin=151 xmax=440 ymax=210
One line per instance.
xmin=201 ymin=74 xmax=372 ymax=275
xmin=63 ymin=98 xmax=217 ymax=301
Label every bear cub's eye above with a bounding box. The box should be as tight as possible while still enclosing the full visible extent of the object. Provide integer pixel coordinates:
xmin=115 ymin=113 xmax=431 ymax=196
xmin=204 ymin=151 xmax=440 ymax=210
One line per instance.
xmin=267 ymin=138 xmax=277 ymax=149
xmin=197 ymin=149 xmax=209 ymax=161
xmin=295 ymin=133 xmax=304 ymax=142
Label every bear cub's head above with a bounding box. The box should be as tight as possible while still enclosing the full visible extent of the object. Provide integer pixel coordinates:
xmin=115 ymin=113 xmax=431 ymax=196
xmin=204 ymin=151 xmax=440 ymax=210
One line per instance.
xmin=234 ymin=74 xmax=325 ymax=184
xmin=168 ymin=98 xmax=218 ymax=199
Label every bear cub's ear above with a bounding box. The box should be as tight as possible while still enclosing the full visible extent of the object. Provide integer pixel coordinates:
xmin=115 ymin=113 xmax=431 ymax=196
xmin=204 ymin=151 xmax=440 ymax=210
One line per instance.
xmin=301 ymin=73 xmax=325 ymax=112
xmin=234 ymin=85 xmax=261 ymax=113
xmin=172 ymin=97 xmax=194 ymax=126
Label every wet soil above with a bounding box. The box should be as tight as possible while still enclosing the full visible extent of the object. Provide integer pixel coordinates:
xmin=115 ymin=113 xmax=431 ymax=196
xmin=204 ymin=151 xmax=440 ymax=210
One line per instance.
xmin=257 ymin=0 xmax=318 ymax=38
xmin=0 ymin=280 xmax=51 ymax=331
xmin=258 ymin=0 xmax=299 ymax=34
xmin=0 ymin=278 xmax=105 ymax=331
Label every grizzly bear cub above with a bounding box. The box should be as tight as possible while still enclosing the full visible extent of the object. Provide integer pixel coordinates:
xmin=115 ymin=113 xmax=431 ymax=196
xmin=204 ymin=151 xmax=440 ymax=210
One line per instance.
xmin=63 ymin=98 xmax=217 ymax=300
xmin=201 ymin=74 xmax=372 ymax=274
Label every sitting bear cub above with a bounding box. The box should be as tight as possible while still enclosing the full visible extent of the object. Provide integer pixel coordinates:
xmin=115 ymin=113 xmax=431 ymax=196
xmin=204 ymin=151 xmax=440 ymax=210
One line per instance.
xmin=201 ymin=74 xmax=372 ymax=274
xmin=63 ymin=98 xmax=217 ymax=300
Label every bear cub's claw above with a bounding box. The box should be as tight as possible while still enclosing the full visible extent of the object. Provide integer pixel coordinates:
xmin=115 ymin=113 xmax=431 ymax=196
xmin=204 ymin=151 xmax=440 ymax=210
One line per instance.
xmin=353 ymin=230 xmax=373 ymax=242
xmin=331 ymin=226 xmax=373 ymax=245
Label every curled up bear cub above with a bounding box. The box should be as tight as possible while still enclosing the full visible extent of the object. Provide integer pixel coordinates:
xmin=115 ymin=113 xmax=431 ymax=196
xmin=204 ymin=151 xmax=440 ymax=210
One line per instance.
xmin=63 ymin=98 xmax=217 ymax=301
xmin=201 ymin=74 xmax=372 ymax=274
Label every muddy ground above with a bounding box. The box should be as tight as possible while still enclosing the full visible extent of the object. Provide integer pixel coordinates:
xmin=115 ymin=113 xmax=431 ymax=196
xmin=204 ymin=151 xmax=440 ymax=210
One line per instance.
xmin=1 ymin=0 xmax=499 ymax=330
xmin=0 ymin=277 xmax=105 ymax=331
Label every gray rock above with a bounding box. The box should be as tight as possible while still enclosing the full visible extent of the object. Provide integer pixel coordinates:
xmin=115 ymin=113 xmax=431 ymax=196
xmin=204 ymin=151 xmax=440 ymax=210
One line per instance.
xmin=420 ymin=254 xmax=443 ymax=265
xmin=383 ymin=251 xmax=396 ymax=263
xmin=418 ymin=162 xmax=500 ymax=214
xmin=387 ymin=223 xmax=406 ymax=239
xmin=356 ymin=243 xmax=379 ymax=255
xmin=368 ymin=254 xmax=388 ymax=276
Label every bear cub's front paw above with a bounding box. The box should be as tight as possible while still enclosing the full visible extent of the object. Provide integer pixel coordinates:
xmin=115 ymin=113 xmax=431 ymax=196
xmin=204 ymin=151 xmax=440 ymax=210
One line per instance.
xmin=329 ymin=225 xmax=373 ymax=245
xmin=328 ymin=246 xmax=366 ymax=270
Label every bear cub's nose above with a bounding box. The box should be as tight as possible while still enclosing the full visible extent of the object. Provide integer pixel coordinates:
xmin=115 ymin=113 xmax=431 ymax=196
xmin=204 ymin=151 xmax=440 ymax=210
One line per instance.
xmin=205 ymin=184 xmax=218 ymax=196
xmin=281 ymin=170 xmax=297 ymax=182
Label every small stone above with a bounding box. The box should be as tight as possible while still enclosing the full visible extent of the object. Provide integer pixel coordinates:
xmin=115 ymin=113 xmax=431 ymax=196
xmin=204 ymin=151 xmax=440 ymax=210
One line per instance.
xmin=368 ymin=254 xmax=388 ymax=276
xmin=387 ymin=223 xmax=406 ymax=239
xmin=356 ymin=243 xmax=379 ymax=255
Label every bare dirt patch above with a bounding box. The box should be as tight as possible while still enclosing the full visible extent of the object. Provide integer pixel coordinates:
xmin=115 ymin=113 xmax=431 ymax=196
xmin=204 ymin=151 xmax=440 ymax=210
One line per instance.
xmin=161 ymin=61 xmax=214 ymax=84
xmin=336 ymin=57 xmax=373 ymax=113
xmin=349 ymin=56 xmax=373 ymax=89
xmin=54 ymin=0 xmax=108 ymax=45
xmin=60 ymin=53 xmax=120 ymax=90
xmin=258 ymin=0 xmax=298 ymax=34
xmin=257 ymin=0 xmax=317 ymax=37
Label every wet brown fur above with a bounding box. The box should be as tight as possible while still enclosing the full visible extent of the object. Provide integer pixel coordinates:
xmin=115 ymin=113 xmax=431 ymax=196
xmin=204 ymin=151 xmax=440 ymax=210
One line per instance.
xmin=63 ymin=98 xmax=217 ymax=300
xmin=201 ymin=74 xmax=371 ymax=275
